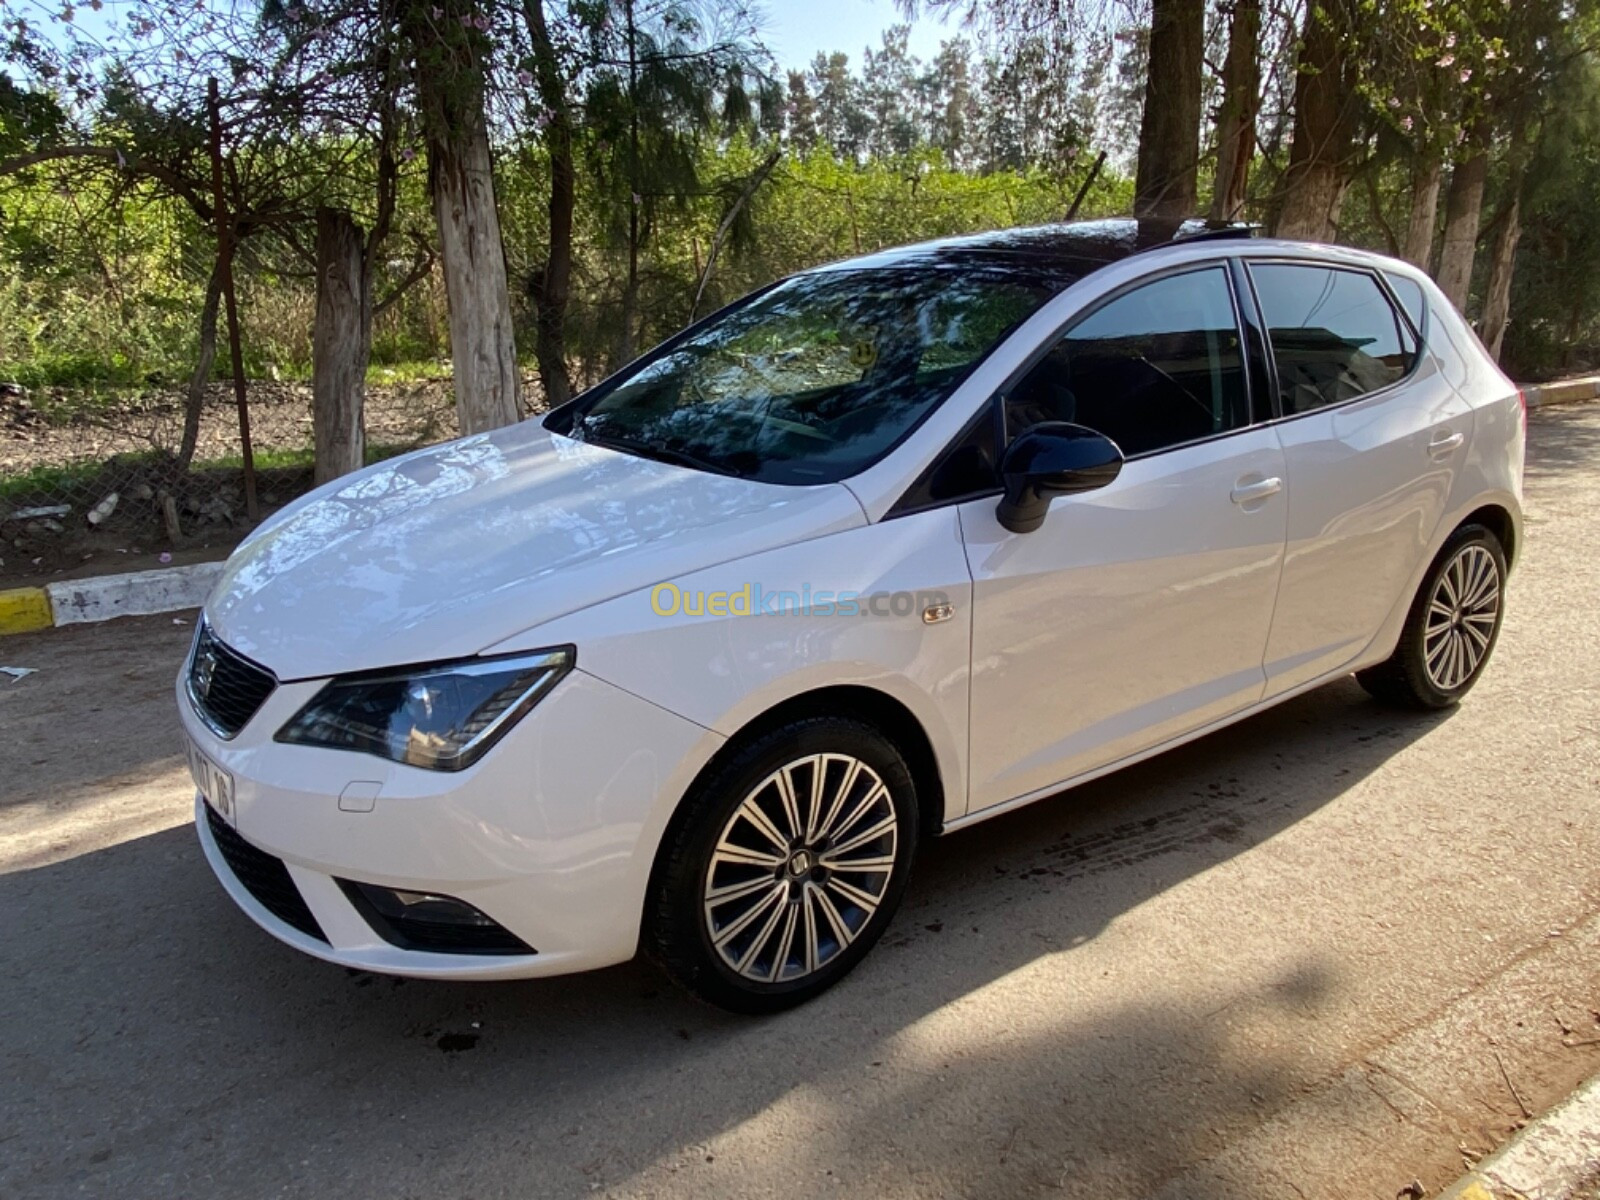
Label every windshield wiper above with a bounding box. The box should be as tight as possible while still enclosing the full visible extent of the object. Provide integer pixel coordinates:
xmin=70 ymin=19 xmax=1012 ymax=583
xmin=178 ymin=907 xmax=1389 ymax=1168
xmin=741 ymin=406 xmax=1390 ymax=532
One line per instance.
xmin=582 ymin=431 xmax=739 ymax=478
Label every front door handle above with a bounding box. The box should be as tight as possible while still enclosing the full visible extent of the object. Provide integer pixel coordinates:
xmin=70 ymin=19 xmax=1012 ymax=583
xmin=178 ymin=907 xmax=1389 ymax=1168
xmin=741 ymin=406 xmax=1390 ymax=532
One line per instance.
xmin=1230 ymin=476 xmax=1283 ymax=506
xmin=1428 ymin=429 xmax=1465 ymax=459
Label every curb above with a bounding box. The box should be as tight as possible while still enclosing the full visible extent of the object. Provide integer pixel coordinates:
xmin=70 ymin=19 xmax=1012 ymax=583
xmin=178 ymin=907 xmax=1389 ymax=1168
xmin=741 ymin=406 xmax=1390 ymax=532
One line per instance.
xmin=1524 ymin=376 xmax=1600 ymax=409
xmin=0 ymin=561 xmax=223 ymax=636
xmin=1438 ymin=1072 xmax=1600 ymax=1200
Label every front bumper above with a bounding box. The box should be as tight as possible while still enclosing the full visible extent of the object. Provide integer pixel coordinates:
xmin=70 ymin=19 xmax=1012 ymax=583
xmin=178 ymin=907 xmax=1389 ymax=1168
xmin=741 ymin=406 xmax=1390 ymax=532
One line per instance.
xmin=181 ymin=664 xmax=721 ymax=981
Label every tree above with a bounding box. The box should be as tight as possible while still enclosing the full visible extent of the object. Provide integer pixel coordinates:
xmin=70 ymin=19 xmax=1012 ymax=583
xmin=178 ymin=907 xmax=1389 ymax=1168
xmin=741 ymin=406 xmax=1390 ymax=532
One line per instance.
xmin=1434 ymin=118 xmax=1488 ymax=308
xmin=785 ymin=69 xmax=819 ymax=149
xmin=1209 ymin=0 xmax=1259 ymax=222
xmin=403 ymin=0 xmax=522 ymax=433
xmin=810 ymin=51 xmax=868 ymax=158
xmin=1275 ymin=0 xmax=1362 ymax=240
xmin=861 ymin=27 xmax=921 ymax=158
xmin=1134 ymin=0 xmax=1203 ymax=216
xmin=520 ymin=0 xmax=578 ymax=409
xmin=578 ymin=0 xmax=768 ymax=363
xmin=925 ymin=38 xmax=979 ymax=167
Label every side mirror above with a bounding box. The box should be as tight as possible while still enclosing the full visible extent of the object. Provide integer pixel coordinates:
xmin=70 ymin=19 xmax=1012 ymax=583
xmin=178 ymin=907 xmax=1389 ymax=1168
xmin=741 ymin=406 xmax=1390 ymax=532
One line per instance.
xmin=995 ymin=422 xmax=1124 ymax=534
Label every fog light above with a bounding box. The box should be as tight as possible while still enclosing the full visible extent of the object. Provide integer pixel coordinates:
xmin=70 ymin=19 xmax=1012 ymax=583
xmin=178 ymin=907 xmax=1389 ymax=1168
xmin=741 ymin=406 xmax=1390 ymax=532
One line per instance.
xmin=338 ymin=880 xmax=534 ymax=955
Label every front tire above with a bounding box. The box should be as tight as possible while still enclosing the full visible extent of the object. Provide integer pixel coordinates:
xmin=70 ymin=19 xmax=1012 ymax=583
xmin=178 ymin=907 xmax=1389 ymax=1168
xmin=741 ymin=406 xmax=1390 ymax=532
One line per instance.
xmin=646 ymin=716 xmax=919 ymax=1014
xmin=1357 ymin=524 xmax=1507 ymax=709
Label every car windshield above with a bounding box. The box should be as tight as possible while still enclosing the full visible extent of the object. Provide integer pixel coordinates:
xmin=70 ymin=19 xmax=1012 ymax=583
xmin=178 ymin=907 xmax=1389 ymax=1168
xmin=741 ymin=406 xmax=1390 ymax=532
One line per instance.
xmin=545 ymin=264 xmax=1072 ymax=484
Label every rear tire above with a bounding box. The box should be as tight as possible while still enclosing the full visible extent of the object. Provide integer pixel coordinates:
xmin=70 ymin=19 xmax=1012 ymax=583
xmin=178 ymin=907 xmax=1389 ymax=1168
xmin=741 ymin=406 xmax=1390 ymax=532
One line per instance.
xmin=645 ymin=716 xmax=918 ymax=1014
xmin=1357 ymin=523 xmax=1507 ymax=710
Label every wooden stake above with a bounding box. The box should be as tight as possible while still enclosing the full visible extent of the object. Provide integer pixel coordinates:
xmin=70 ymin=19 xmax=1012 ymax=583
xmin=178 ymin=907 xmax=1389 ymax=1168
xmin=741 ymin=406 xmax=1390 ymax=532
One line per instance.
xmin=207 ymin=77 xmax=258 ymax=523
xmin=1065 ymin=150 xmax=1108 ymax=221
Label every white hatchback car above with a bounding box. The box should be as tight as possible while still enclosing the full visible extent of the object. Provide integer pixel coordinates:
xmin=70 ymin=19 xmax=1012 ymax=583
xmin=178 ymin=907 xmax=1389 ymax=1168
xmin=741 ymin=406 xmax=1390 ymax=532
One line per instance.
xmin=181 ymin=219 xmax=1524 ymax=1012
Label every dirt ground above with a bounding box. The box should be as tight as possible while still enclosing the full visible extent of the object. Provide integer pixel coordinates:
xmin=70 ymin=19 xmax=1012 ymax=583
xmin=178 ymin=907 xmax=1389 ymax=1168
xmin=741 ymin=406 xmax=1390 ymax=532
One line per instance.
xmin=0 ymin=379 xmax=460 ymax=585
xmin=1 ymin=406 xmax=1598 ymax=1199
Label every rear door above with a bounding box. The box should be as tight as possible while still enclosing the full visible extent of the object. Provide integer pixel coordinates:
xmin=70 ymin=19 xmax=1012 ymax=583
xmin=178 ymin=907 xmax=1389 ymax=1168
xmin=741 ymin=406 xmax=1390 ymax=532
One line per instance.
xmin=1242 ymin=259 xmax=1473 ymax=696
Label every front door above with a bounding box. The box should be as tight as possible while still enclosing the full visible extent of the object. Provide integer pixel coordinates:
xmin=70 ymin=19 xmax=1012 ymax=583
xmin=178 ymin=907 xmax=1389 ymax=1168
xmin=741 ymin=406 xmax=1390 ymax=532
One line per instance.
xmin=960 ymin=264 xmax=1288 ymax=815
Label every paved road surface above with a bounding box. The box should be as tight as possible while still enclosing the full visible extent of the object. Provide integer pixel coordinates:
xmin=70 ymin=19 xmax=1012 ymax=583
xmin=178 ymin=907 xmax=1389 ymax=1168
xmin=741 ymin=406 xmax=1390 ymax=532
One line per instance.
xmin=3 ymin=406 xmax=1598 ymax=1199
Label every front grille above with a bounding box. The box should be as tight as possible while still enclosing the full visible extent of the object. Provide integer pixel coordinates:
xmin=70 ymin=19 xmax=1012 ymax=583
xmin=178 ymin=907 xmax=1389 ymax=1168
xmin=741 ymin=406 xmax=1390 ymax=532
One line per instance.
xmin=188 ymin=621 xmax=276 ymax=738
xmin=204 ymin=802 xmax=326 ymax=943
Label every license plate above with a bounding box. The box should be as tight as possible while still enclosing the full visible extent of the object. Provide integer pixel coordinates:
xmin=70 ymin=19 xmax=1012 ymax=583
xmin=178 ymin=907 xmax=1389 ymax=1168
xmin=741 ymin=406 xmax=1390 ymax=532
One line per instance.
xmin=186 ymin=735 xmax=236 ymax=825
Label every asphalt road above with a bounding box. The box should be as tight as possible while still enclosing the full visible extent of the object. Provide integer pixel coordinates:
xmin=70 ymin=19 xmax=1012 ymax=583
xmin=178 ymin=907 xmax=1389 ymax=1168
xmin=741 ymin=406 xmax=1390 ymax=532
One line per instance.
xmin=3 ymin=406 xmax=1599 ymax=1200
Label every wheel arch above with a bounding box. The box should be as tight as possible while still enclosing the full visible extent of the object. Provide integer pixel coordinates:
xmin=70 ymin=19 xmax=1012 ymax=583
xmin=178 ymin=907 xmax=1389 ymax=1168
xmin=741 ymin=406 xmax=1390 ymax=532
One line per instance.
xmin=1358 ymin=493 xmax=1521 ymax=672
xmin=650 ymin=685 xmax=947 ymax=884
xmin=1459 ymin=502 xmax=1518 ymax=569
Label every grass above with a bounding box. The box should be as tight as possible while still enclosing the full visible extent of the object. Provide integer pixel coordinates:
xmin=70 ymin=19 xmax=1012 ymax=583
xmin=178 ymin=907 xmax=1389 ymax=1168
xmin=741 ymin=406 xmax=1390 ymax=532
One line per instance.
xmin=0 ymin=443 xmax=415 ymax=505
xmin=0 ymin=460 xmax=107 ymax=504
xmin=366 ymin=360 xmax=452 ymax=386
xmin=0 ymin=358 xmax=452 ymax=393
xmin=199 ymin=442 xmax=413 ymax=471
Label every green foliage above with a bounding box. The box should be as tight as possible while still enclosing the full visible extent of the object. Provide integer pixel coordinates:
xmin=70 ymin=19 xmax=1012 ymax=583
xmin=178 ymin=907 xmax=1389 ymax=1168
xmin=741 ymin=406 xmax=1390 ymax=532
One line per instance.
xmin=0 ymin=71 xmax=65 ymax=159
xmin=1501 ymin=49 xmax=1600 ymax=378
xmin=497 ymin=132 xmax=1131 ymax=388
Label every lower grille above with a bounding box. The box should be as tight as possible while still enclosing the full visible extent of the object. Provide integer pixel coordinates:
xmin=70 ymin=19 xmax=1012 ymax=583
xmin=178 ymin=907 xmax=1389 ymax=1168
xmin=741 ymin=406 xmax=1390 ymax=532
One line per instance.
xmin=204 ymin=802 xmax=327 ymax=943
xmin=337 ymin=879 xmax=534 ymax=955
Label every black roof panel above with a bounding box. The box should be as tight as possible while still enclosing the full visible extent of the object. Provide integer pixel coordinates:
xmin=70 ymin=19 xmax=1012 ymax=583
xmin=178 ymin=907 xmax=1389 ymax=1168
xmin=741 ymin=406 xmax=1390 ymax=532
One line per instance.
xmin=815 ymin=218 xmax=1256 ymax=276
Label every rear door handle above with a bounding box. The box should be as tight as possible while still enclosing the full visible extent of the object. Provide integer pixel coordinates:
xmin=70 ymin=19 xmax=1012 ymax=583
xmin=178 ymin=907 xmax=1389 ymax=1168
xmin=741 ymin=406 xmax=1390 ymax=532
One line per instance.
xmin=1230 ymin=476 xmax=1283 ymax=506
xmin=1428 ymin=430 xmax=1465 ymax=458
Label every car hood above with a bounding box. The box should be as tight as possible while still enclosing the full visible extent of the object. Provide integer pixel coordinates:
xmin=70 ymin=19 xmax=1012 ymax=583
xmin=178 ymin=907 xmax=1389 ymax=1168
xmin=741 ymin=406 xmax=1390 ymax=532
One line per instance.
xmin=204 ymin=421 xmax=866 ymax=680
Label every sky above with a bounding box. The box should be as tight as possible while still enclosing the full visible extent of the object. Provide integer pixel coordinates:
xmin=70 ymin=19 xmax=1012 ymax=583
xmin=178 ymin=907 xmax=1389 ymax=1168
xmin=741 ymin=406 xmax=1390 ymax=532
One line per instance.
xmin=13 ymin=0 xmax=962 ymax=84
xmin=756 ymin=0 xmax=959 ymax=73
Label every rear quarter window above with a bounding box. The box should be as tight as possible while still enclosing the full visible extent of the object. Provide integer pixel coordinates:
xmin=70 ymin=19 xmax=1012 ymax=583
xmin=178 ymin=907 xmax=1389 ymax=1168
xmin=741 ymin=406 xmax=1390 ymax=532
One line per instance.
xmin=1385 ymin=272 xmax=1428 ymax=336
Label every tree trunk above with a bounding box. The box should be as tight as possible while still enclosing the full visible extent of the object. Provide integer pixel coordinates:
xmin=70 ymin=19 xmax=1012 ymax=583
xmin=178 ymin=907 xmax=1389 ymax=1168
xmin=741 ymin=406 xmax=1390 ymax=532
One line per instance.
xmin=524 ymin=0 xmax=575 ymax=410
xmin=1134 ymin=0 xmax=1205 ymax=218
xmin=177 ymin=262 xmax=223 ymax=471
xmin=1402 ymin=154 xmax=1442 ymax=270
xmin=1276 ymin=0 xmax=1359 ymax=241
xmin=1479 ymin=193 xmax=1521 ymax=362
xmin=1209 ymin=0 xmax=1260 ymax=223
xmin=312 ymin=207 xmax=372 ymax=485
xmin=1435 ymin=137 xmax=1489 ymax=311
xmin=690 ymin=149 xmax=783 ymax=321
xmin=408 ymin=11 xmax=522 ymax=437
xmin=620 ymin=0 xmax=641 ymax=362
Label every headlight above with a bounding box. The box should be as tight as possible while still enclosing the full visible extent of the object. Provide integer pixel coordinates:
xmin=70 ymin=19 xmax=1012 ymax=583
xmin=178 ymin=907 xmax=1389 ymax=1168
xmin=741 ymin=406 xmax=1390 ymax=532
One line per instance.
xmin=276 ymin=647 xmax=574 ymax=771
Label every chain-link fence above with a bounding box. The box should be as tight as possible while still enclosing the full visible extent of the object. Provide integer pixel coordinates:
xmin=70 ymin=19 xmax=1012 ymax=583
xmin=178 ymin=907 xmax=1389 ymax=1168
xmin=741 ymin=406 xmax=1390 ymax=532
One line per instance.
xmin=0 ymin=378 xmax=463 ymax=584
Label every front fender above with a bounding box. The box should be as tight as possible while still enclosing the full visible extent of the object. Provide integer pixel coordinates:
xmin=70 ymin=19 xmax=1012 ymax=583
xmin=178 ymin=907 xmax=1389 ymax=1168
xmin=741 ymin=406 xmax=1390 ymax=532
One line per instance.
xmin=488 ymin=507 xmax=976 ymax=826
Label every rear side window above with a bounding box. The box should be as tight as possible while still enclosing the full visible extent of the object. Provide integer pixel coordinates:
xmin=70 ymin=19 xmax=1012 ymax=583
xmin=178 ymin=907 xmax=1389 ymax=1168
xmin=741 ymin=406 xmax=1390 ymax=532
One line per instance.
xmin=1250 ymin=263 xmax=1418 ymax=415
xmin=1004 ymin=266 xmax=1250 ymax=458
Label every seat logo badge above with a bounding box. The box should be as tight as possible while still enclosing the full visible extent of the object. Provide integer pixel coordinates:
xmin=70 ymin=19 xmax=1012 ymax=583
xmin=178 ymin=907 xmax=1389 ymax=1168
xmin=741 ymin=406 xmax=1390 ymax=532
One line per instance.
xmin=922 ymin=603 xmax=955 ymax=625
xmin=193 ymin=645 xmax=218 ymax=699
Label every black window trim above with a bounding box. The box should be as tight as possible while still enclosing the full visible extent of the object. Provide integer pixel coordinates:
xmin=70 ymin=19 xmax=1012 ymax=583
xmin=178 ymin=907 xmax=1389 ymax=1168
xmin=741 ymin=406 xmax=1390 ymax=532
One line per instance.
xmin=1379 ymin=268 xmax=1429 ymax=345
xmin=1239 ymin=256 xmax=1427 ymax=427
xmin=885 ymin=257 xmax=1259 ymax=520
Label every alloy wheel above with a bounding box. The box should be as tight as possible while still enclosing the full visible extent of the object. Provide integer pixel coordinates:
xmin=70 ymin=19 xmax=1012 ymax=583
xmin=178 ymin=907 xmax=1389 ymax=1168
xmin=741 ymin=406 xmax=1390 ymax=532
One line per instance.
xmin=703 ymin=753 xmax=899 ymax=984
xmin=1423 ymin=543 xmax=1500 ymax=692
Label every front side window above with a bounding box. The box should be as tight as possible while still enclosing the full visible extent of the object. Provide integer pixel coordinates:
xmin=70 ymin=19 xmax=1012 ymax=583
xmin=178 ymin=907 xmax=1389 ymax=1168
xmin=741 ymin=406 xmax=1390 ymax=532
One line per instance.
xmin=546 ymin=266 xmax=1070 ymax=485
xmin=1004 ymin=266 xmax=1250 ymax=458
xmin=1250 ymin=263 xmax=1417 ymax=414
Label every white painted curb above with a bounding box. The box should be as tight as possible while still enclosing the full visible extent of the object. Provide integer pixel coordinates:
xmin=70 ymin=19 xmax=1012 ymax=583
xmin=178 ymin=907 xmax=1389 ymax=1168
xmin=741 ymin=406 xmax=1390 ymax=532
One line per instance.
xmin=1524 ymin=376 xmax=1600 ymax=409
xmin=44 ymin=561 xmax=224 ymax=627
xmin=1440 ymin=1072 xmax=1600 ymax=1199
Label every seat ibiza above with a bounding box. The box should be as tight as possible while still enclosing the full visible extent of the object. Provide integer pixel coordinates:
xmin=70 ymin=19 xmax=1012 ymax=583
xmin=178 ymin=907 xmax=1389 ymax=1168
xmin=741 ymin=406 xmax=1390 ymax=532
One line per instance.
xmin=180 ymin=219 xmax=1524 ymax=1012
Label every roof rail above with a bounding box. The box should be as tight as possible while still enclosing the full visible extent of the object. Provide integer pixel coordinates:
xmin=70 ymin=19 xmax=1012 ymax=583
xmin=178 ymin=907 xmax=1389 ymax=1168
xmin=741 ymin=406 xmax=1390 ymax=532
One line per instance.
xmin=1118 ymin=219 xmax=1260 ymax=259
xmin=1170 ymin=223 xmax=1259 ymax=245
